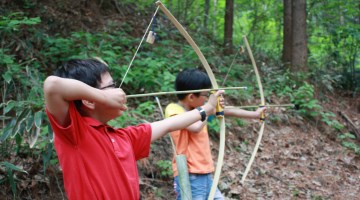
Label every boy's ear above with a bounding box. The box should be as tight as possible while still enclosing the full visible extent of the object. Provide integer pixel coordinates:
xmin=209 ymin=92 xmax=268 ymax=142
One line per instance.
xmin=187 ymin=93 xmax=195 ymax=102
xmin=82 ymin=100 xmax=95 ymax=110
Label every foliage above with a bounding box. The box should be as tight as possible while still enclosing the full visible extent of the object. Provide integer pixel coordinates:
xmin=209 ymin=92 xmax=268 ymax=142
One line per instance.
xmin=156 ymin=159 xmax=173 ymax=178
xmin=133 ymin=101 xmax=156 ymax=117
xmin=207 ymin=116 xmax=220 ymax=137
xmin=265 ymin=69 xmax=296 ymax=98
xmin=308 ymin=0 xmax=360 ymax=92
xmin=0 ymin=12 xmax=57 ymax=196
xmin=234 ymin=118 xmax=246 ymax=128
xmin=0 ymin=12 xmax=40 ymax=32
xmin=0 ymin=161 xmax=28 ymax=197
xmin=174 ymin=0 xmax=360 ymax=93
xmin=338 ymin=133 xmax=360 ymax=155
xmin=320 ymin=111 xmax=344 ymax=131
xmin=289 ymin=83 xmax=322 ymax=118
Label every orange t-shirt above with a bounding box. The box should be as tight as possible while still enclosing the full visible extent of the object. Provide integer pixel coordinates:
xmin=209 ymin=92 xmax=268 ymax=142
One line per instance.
xmin=165 ymin=103 xmax=214 ymax=176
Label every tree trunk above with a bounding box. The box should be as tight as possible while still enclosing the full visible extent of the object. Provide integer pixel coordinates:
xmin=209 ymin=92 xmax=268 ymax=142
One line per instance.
xmin=213 ymin=0 xmax=218 ymax=36
xmin=204 ymin=0 xmax=210 ymax=29
xmin=224 ymin=0 xmax=234 ymax=54
xmin=291 ymin=0 xmax=308 ymax=72
xmin=184 ymin=0 xmax=188 ymax=23
xmin=282 ymin=0 xmax=292 ymax=68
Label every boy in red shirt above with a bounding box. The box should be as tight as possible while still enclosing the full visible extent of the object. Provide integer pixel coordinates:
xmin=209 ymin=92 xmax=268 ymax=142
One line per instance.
xmin=43 ymin=59 xmax=224 ymax=200
xmin=165 ymin=68 xmax=266 ymax=200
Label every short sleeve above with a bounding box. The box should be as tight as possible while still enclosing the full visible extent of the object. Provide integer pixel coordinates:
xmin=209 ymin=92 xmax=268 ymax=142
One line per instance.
xmin=119 ymin=124 xmax=152 ymax=160
xmin=165 ymin=103 xmax=186 ymax=118
xmin=46 ymin=102 xmax=84 ymax=146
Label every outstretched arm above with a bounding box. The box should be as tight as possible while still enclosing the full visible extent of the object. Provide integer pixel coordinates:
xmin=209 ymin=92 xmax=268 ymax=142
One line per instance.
xmin=224 ymin=106 xmax=267 ymax=119
xmin=150 ymin=90 xmax=224 ymax=142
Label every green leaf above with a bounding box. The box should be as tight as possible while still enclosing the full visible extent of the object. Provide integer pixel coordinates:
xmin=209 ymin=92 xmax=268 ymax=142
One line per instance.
xmin=0 ymin=119 xmax=16 ymax=141
xmin=48 ymin=124 xmax=54 ymax=142
xmin=2 ymin=71 xmax=12 ymax=84
xmin=11 ymin=108 xmax=31 ymax=137
xmin=26 ymin=113 xmax=34 ymax=132
xmin=7 ymin=168 xmax=16 ymax=196
xmin=29 ymin=125 xmax=40 ymax=148
xmin=34 ymin=111 xmax=43 ymax=128
xmin=0 ymin=162 xmax=28 ymax=174
xmin=18 ymin=122 xmax=26 ymax=136
xmin=0 ymin=116 xmax=11 ymax=120
xmin=4 ymin=101 xmax=15 ymax=114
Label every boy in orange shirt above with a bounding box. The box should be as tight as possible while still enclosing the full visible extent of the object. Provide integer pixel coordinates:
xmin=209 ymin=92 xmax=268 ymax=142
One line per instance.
xmin=165 ymin=68 xmax=266 ymax=200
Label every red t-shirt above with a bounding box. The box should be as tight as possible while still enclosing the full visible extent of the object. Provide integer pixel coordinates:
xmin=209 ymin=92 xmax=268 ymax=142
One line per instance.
xmin=46 ymin=102 xmax=152 ymax=200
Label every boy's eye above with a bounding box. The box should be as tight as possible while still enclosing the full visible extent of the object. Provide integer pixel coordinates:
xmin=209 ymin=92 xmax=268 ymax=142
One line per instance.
xmin=199 ymin=92 xmax=210 ymax=97
xmin=100 ymin=83 xmax=116 ymax=90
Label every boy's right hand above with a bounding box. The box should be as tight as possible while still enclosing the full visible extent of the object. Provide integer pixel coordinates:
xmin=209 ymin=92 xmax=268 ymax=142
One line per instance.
xmin=101 ymin=88 xmax=127 ymax=111
xmin=204 ymin=90 xmax=225 ymax=115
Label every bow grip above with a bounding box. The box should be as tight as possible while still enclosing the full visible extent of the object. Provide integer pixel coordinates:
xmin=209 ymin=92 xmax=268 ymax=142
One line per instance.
xmin=259 ymin=105 xmax=265 ymax=122
xmin=211 ymin=91 xmax=224 ymax=118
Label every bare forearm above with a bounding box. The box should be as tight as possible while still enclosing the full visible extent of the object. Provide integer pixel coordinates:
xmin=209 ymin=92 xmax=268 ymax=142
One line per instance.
xmin=44 ymin=76 xmax=106 ymax=104
xmin=44 ymin=76 xmax=126 ymax=126
xmin=224 ymin=107 xmax=259 ymax=119
xmin=150 ymin=104 xmax=213 ymax=142
xmin=44 ymin=76 xmax=107 ymax=126
xmin=186 ymin=120 xmax=207 ymax=133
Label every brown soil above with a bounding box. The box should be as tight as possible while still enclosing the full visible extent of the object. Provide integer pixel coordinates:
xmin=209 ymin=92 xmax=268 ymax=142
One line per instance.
xmin=138 ymin=95 xmax=360 ymax=200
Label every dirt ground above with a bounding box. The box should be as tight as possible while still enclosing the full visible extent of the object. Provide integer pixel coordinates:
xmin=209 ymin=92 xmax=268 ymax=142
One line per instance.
xmin=138 ymin=95 xmax=360 ymax=200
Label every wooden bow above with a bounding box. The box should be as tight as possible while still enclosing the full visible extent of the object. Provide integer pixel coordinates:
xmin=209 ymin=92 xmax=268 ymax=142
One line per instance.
xmin=223 ymin=36 xmax=293 ymax=184
xmin=240 ymin=35 xmax=266 ymax=184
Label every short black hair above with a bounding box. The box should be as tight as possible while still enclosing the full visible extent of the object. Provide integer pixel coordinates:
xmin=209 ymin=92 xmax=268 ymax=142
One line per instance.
xmin=175 ymin=68 xmax=212 ymax=100
xmin=54 ymin=58 xmax=109 ymax=110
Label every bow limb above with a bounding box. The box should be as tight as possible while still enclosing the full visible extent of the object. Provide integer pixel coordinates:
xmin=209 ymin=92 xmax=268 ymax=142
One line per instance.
xmin=240 ymin=35 xmax=265 ymax=184
xmin=155 ymin=2 xmax=225 ymax=199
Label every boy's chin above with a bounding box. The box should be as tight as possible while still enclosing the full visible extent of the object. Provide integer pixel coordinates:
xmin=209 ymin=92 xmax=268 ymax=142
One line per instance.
xmin=117 ymin=111 xmax=125 ymax=117
xmin=107 ymin=112 xmax=124 ymax=121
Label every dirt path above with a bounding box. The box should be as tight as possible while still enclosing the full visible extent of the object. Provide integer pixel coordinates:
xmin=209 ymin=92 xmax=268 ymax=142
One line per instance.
xmin=222 ymin=124 xmax=360 ymax=199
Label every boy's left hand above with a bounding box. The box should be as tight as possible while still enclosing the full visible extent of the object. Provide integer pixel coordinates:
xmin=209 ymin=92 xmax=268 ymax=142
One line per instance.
xmin=255 ymin=106 xmax=267 ymax=119
xmin=206 ymin=90 xmax=225 ymax=115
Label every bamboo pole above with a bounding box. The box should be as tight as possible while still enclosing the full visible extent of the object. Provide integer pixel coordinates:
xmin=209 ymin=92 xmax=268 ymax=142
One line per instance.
xmin=176 ymin=155 xmax=192 ymax=200
xmin=126 ymin=86 xmax=247 ymax=98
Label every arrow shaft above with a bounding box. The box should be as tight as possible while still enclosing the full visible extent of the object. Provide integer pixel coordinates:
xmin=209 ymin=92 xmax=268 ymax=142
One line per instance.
xmin=126 ymin=86 xmax=247 ymax=98
xmin=226 ymin=104 xmax=294 ymax=109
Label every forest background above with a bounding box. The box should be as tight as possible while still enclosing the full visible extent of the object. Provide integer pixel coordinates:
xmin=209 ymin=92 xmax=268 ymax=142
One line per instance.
xmin=0 ymin=0 xmax=359 ymax=199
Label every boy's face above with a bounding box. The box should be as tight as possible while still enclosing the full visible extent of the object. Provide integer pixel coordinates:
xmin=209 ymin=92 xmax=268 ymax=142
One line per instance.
xmin=189 ymin=92 xmax=209 ymax=108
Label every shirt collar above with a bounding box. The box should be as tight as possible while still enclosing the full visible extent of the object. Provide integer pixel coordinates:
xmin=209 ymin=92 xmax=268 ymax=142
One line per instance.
xmin=83 ymin=116 xmax=114 ymax=131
